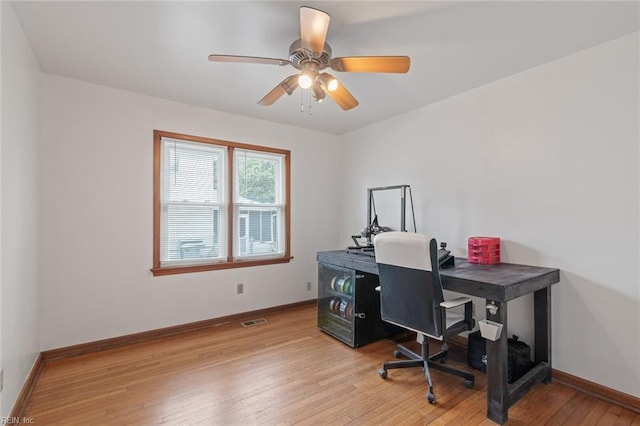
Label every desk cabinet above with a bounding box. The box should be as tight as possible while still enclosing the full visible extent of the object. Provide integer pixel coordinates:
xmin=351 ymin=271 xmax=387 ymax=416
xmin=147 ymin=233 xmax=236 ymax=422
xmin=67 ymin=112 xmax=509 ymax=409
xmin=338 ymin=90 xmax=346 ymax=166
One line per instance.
xmin=317 ymin=261 xmax=390 ymax=347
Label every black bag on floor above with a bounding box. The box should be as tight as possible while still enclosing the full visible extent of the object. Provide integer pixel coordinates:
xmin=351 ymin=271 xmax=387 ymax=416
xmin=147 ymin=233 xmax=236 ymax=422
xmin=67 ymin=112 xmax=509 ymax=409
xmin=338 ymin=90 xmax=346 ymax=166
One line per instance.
xmin=467 ymin=331 xmax=533 ymax=383
xmin=467 ymin=330 xmax=488 ymax=372
xmin=508 ymin=335 xmax=534 ymax=382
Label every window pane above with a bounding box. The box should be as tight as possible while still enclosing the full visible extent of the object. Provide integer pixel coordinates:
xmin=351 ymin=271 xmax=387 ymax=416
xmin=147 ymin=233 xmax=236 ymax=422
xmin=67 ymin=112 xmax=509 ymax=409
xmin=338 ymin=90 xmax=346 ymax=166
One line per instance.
xmin=162 ymin=139 xmax=224 ymax=203
xmin=161 ymin=205 xmax=224 ymax=264
xmin=236 ymin=207 xmax=282 ymax=257
xmin=233 ymin=149 xmax=285 ymax=259
xmin=235 ymin=150 xmax=281 ymax=204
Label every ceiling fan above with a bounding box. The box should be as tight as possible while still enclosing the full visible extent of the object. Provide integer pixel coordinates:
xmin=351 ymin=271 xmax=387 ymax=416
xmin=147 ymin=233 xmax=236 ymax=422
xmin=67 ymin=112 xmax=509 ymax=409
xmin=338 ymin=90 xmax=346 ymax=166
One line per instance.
xmin=208 ymin=6 xmax=410 ymax=111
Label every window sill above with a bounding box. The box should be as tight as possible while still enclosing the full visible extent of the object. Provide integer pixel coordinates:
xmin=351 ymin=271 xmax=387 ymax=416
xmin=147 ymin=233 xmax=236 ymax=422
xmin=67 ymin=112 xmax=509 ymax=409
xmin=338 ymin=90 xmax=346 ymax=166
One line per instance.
xmin=151 ymin=256 xmax=294 ymax=276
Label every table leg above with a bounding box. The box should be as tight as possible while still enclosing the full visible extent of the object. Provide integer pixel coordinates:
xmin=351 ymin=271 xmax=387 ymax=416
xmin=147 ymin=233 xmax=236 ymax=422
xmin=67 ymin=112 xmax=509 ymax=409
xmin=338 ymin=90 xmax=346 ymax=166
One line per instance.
xmin=486 ymin=299 xmax=509 ymax=424
xmin=534 ymin=286 xmax=552 ymax=383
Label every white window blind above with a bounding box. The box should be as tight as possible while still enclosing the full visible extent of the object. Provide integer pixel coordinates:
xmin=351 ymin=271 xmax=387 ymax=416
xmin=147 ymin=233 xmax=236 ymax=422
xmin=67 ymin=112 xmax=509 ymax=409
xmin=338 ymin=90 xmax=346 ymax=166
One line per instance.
xmin=160 ymin=138 xmax=226 ymax=266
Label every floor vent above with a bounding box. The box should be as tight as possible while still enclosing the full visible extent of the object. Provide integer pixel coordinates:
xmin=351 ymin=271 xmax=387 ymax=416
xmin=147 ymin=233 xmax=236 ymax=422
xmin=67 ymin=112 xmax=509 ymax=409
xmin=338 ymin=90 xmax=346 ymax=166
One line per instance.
xmin=240 ymin=318 xmax=268 ymax=328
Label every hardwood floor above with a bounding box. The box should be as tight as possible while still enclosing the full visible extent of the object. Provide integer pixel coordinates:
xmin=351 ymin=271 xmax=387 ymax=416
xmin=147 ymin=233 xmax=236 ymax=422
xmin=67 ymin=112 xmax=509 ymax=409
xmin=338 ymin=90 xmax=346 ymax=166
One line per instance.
xmin=23 ymin=304 xmax=639 ymax=425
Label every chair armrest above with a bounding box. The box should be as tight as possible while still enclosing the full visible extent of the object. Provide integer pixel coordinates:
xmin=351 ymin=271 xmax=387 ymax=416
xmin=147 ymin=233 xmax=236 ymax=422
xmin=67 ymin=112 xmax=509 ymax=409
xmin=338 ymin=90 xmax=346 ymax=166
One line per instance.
xmin=440 ymin=297 xmax=475 ymax=335
xmin=440 ymin=297 xmax=473 ymax=309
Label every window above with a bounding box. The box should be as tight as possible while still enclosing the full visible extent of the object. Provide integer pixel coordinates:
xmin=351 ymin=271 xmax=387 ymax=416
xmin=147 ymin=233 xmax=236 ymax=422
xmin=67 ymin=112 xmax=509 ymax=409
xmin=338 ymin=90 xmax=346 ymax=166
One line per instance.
xmin=152 ymin=130 xmax=291 ymax=276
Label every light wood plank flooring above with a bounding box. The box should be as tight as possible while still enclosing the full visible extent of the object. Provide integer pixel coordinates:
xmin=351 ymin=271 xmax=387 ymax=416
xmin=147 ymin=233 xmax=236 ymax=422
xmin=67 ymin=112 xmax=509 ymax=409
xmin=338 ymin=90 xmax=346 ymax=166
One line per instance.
xmin=23 ymin=304 xmax=639 ymax=425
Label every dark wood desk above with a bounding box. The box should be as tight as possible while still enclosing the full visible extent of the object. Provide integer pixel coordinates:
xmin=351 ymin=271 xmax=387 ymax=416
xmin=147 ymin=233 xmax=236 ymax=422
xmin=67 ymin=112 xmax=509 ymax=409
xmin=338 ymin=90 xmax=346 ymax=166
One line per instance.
xmin=317 ymin=250 xmax=560 ymax=424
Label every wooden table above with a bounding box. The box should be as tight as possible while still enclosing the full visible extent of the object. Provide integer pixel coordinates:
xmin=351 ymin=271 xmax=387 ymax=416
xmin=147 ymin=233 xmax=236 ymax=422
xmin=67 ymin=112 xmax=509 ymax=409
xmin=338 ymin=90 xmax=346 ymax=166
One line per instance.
xmin=317 ymin=250 xmax=560 ymax=424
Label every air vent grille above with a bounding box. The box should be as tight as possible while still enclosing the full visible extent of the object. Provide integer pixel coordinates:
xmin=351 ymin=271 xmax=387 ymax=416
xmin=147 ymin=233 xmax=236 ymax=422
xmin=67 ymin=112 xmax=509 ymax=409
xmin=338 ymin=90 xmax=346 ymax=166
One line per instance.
xmin=240 ymin=318 xmax=268 ymax=328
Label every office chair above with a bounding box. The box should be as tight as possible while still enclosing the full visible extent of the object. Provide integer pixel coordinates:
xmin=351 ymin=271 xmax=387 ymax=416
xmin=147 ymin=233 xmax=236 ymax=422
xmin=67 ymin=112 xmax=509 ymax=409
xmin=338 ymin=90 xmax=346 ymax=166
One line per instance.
xmin=374 ymin=232 xmax=475 ymax=403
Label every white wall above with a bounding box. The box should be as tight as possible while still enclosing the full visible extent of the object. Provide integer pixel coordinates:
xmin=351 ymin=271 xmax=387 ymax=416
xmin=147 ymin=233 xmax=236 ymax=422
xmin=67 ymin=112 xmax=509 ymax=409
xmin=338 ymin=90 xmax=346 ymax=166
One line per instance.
xmin=39 ymin=75 xmax=342 ymax=350
xmin=338 ymin=33 xmax=639 ymax=397
xmin=0 ymin=2 xmax=42 ymax=416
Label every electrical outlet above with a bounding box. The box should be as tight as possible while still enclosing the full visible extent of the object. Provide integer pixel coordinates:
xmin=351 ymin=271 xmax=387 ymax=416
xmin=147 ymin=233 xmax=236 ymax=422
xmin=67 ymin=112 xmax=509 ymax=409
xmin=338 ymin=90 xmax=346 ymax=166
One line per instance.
xmin=236 ymin=283 xmax=244 ymax=294
xmin=306 ymin=282 xmax=312 ymax=291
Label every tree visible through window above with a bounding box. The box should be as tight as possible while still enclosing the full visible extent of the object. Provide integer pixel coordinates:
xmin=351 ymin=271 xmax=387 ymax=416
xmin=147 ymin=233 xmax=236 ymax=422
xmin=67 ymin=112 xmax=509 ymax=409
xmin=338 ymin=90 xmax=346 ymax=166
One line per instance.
xmin=152 ymin=130 xmax=291 ymax=276
xmin=238 ymin=155 xmax=276 ymax=203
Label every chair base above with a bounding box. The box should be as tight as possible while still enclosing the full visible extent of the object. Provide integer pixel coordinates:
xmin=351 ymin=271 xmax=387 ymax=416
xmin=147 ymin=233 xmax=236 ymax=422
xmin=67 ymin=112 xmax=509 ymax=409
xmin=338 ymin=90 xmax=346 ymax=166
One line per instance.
xmin=378 ymin=339 xmax=474 ymax=403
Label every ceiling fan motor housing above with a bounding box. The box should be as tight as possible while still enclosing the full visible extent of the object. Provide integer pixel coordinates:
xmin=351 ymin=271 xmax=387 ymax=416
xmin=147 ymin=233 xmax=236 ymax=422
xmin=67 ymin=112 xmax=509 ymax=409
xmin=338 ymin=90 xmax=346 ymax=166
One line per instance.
xmin=288 ymin=39 xmax=332 ymax=70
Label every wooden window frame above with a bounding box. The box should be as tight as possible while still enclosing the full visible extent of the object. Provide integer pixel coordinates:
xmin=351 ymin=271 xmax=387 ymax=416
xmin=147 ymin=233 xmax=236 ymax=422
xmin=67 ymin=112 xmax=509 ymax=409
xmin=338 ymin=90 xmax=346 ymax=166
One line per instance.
xmin=151 ymin=130 xmax=292 ymax=276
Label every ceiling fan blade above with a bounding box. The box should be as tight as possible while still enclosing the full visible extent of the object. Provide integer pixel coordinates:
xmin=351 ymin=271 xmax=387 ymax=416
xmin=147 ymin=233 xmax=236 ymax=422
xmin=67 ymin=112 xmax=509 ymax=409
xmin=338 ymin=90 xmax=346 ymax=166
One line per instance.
xmin=319 ymin=73 xmax=359 ymax=111
xmin=258 ymin=74 xmax=299 ymax=106
xmin=208 ymin=54 xmax=290 ymax=66
xmin=330 ymin=56 xmax=410 ymax=73
xmin=300 ymin=7 xmax=330 ymax=57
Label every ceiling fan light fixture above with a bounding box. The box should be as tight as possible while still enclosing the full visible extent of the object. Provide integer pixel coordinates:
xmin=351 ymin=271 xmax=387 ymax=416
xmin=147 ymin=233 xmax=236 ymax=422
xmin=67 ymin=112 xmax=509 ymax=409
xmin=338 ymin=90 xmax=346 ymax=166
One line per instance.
xmin=298 ymin=61 xmax=319 ymax=89
xmin=327 ymin=78 xmax=338 ymax=92
xmin=319 ymin=73 xmax=338 ymax=92
xmin=298 ymin=72 xmax=314 ymax=89
xmin=312 ymin=83 xmax=325 ymax=102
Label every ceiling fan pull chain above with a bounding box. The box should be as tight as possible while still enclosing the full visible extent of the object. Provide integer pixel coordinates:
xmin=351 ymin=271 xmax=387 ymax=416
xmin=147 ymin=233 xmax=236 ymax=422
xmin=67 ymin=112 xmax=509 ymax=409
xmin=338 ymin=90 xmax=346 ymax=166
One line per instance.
xmin=300 ymin=88 xmax=304 ymax=112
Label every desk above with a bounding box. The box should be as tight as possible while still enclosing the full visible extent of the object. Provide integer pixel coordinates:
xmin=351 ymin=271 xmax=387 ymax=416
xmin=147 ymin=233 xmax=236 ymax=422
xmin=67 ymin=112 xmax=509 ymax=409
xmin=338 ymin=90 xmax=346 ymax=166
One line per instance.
xmin=317 ymin=250 xmax=560 ymax=424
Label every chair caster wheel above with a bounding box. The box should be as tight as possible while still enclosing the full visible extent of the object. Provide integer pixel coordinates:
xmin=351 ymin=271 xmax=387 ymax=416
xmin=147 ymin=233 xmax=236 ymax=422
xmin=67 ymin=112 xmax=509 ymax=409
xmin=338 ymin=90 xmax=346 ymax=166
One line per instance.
xmin=427 ymin=392 xmax=436 ymax=404
xmin=464 ymin=379 xmax=474 ymax=389
xmin=393 ymin=350 xmax=402 ymax=358
xmin=378 ymin=369 xmax=387 ymax=379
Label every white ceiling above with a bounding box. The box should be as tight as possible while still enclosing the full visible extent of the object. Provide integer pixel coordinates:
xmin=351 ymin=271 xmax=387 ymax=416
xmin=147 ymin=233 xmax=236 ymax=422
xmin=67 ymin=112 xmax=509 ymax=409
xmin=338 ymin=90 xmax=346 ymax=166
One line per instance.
xmin=11 ymin=1 xmax=640 ymax=135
